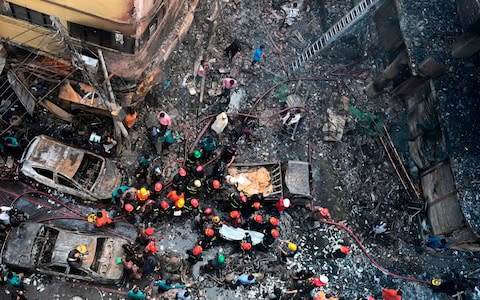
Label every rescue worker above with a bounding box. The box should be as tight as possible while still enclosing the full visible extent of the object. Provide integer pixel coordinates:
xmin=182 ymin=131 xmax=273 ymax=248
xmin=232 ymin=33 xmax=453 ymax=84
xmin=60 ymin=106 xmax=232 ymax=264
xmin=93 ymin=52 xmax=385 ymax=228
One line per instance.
xmin=136 ymin=154 xmax=151 ymax=182
xmin=275 ymin=197 xmax=290 ymax=214
xmin=150 ymin=166 xmax=163 ymax=185
xmin=112 ymin=185 xmax=129 ymax=205
xmin=235 ymin=274 xmax=256 ymax=287
xmin=159 ymin=200 xmax=172 ymax=216
xmin=229 ymin=191 xmax=247 ymax=211
xmin=67 ymin=248 xmax=82 ymax=269
xmin=381 ymin=288 xmax=402 ymax=300
xmin=192 ymin=164 xmax=205 ymax=179
xmin=257 ymin=228 xmax=279 ymax=251
xmin=153 ymin=182 xmax=163 ymax=197
xmin=154 ymin=278 xmax=186 ymax=293
xmin=200 ymin=135 xmax=218 ymax=159
xmin=199 ymin=227 xmax=217 ymax=249
xmin=240 ymin=232 xmax=253 ymax=253
xmin=278 ymin=240 xmax=298 ymax=261
xmin=249 ymin=213 xmax=265 ymax=231
xmin=172 ymin=168 xmax=188 ymax=191
xmin=95 ymin=209 xmax=113 ymax=228
xmin=145 ymin=241 xmax=158 ymax=254
xmin=184 ymin=198 xmax=201 ymax=216
xmin=136 ymin=187 xmax=151 ymax=202
xmin=211 ymin=215 xmax=223 ymax=229
xmin=207 ymin=253 xmax=226 ymax=271
xmin=229 ymin=210 xmax=242 ymax=227
xmin=205 ymin=178 xmax=222 ymax=197
xmin=136 ymin=227 xmax=155 ymax=246
xmin=167 ymin=190 xmax=185 ymax=203
xmin=186 ymin=179 xmax=202 ymax=197
xmin=186 ymin=245 xmax=203 ymax=262
xmin=186 ymin=149 xmax=202 ymax=169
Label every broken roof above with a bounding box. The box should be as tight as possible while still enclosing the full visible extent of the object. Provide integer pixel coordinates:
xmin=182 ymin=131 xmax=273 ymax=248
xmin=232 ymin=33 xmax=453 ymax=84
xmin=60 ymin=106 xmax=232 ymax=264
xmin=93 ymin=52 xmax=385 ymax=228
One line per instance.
xmin=396 ymin=0 xmax=459 ymax=74
xmin=434 ymin=63 xmax=480 ymax=237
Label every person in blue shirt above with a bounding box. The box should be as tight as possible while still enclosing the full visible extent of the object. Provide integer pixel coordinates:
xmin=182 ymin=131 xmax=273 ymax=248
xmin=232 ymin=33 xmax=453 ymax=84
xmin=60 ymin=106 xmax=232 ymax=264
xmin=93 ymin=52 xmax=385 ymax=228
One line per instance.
xmin=235 ymin=274 xmax=256 ymax=287
xmin=154 ymin=279 xmax=186 ymax=293
xmin=251 ymin=45 xmax=265 ymax=66
xmin=128 ymin=286 xmax=146 ymax=300
xmin=176 ymin=289 xmax=192 ymax=300
xmin=6 ymin=271 xmax=23 ymax=288
xmin=111 ymin=185 xmax=129 ymax=205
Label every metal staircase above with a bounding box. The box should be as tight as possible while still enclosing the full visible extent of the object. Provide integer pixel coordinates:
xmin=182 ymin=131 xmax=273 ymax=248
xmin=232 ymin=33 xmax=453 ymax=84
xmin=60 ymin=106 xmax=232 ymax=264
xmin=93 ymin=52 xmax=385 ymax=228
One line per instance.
xmin=291 ymin=0 xmax=380 ymax=72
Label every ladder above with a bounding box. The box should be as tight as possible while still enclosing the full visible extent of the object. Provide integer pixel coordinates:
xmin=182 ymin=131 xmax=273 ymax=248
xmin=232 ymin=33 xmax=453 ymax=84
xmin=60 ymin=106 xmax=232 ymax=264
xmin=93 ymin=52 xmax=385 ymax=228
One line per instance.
xmin=291 ymin=0 xmax=380 ymax=72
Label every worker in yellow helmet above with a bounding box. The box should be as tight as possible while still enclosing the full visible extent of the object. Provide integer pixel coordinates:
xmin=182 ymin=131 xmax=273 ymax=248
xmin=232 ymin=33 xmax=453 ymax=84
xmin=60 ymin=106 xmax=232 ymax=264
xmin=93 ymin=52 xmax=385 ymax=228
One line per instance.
xmin=278 ymin=240 xmax=298 ymax=261
xmin=136 ymin=187 xmax=150 ymax=202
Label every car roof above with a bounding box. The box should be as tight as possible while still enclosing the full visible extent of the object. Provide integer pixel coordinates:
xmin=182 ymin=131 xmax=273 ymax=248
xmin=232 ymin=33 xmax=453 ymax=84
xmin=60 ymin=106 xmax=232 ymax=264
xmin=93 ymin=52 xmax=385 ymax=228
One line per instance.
xmin=25 ymin=135 xmax=85 ymax=178
xmin=51 ymin=229 xmax=97 ymax=266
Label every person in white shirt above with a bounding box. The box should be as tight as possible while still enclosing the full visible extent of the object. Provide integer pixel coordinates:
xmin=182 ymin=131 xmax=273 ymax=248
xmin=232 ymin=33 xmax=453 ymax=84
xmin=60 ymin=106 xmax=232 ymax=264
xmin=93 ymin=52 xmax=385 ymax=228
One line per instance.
xmin=282 ymin=2 xmax=300 ymax=28
xmin=0 ymin=206 xmax=12 ymax=225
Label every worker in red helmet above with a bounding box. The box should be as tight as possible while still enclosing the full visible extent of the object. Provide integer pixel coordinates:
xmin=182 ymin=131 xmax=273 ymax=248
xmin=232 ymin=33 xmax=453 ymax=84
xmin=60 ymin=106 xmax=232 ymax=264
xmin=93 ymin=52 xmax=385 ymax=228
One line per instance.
xmin=206 ymin=178 xmax=222 ymax=196
xmin=136 ymin=227 xmax=155 ymax=246
xmin=172 ymin=168 xmax=188 ymax=191
xmin=184 ymin=197 xmax=201 ymax=216
xmin=229 ymin=210 xmax=243 ymax=227
xmin=186 ymin=245 xmax=203 ymax=262
xmin=257 ymin=228 xmax=279 ymax=251
xmin=252 ymin=201 xmax=262 ymax=211
xmin=275 ymin=197 xmax=290 ymax=214
xmin=192 ymin=164 xmax=205 ymax=179
xmin=153 ymin=182 xmax=163 ymax=194
xmin=198 ymin=227 xmax=217 ymax=249
xmin=249 ymin=213 xmax=265 ymax=231
xmin=240 ymin=232 xmax=253 ymax=253
xmin=322 ymin=244 xmax=351 ymax=259
xmin=145 ymin=241 xmax=158 ymax=254
xmin=95 ymin=209 xmax=113 ymax=228
xmin=159 ymin=200 xmax=171 ymax=216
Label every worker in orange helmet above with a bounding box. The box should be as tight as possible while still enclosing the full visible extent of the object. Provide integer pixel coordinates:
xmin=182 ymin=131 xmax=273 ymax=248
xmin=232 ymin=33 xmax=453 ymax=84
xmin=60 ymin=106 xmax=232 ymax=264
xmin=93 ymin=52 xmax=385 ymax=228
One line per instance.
xmin=153 ymin=182 xmax=163 ymax=194
xmin=229 ymin=210 xmax=242 ymax=226
xmin=95 ymin=209 xmax=113 ymax=228
xmin=249 ymin=213 xmax=264 ymax=231
xmin=186 ymin=245 xmax=203 ymax=262
xmin=199 ymin=227 xmax=217 ymax=249
xmin=257 ymin=228 xmax=279 ymax=251
xmin=136 ymin=227 xmax=155 ymax=246
xmin=124 ymin=203 xmax=134 ymax=213
xmin=136 ymin=187 xmax=151 ymax=202
xmin=269 ymin=216 xmax=280 ymax=227
xmin=381 ymin=288 xmax=402 ymax=300
xmin=323 ymin=244 xmax=351 ymax=259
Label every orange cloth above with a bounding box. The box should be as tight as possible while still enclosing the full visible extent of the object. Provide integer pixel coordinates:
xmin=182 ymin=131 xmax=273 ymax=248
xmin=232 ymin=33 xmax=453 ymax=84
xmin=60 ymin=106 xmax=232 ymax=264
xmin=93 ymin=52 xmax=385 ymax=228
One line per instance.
xmin=167 ymin=190 xmax=184 ymax=202
xmin=95 ymin=210 xmax=113 ymax=228
xmin=382 ymin=289 xmax=402 ymax=300
xmin=124 ymin=112 xmax=137 ymax=128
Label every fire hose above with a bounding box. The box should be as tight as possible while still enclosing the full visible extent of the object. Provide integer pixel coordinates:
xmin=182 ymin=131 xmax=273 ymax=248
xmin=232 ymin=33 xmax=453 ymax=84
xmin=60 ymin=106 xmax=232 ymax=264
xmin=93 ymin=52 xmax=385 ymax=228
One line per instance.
xmin=318 ymin=217 xmax=431 ymax=285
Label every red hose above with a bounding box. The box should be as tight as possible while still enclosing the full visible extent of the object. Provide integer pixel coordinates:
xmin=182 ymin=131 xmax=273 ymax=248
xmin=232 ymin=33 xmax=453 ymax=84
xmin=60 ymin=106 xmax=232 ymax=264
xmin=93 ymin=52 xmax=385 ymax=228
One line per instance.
xmin=318 ymin=218 xmax=430 ymax=285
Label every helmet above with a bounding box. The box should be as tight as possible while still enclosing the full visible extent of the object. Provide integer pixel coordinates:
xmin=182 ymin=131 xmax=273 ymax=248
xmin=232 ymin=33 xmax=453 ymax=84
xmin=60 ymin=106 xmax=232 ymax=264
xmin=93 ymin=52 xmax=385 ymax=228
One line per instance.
xmin=230 ymin=210 xmax=240 ymax=219
xmin=194 ymin=180 xmax=202 ymax=188
xmin=190 ymin=198 xmax=199 ymax=208
xmin=125 ymin=203 xmax=134 ymax=213
xmin=76 ymin=244 xmax=87 ymax=254
xmin=193 ymin=150 xmax=202 ymax=159
xmin=287 ymin=242 xmax=297 ymax=251
xmin=212 ymin=180 xmax=221 ymax=189
xmin=217 ymin=254 xmax=225 ymax=265
xmin=154 ymin=182 xmax=163 ymax=192
xmin=283 ymin=198 xmax=291 ymax=208
xmin=271 ymin=229 xmax=280 ymax=238
xmin=204 ymin=228 xmax=215 ymax=237
xmin=254 ymin=214 xmax=264 ymax=223
xmin=212 ymin=216 xmax=221 ymax=224
xmin=204 ymin=207 xmax=213 ymax=215
xmin=192 ymin=245 xmax=203 ymax=256
xmin=269 ymin=216 xmax=279 ymax=226
xmin=196 ymin=165 xmax=204 ymax=173
xmin=179 ymin=168 xmax=187 ymax=177
xmin=340 ymin=245 xmax=350 ymax=255
xmin=138 ymin=187 xmax=150 ymax=200
xmin=311 ymin=277 xmax=322 ymax=287
xmin=241 ymin=242 xmax=252 ymax=251
xmin=160 ymin=200 xmax=169 ymax=210
xmin=240 ymin=194 xmax=248 ymax=203
xmin=145 ymin=227 xmax=155 ymax=236
xmin=176 ymin=198 xmax=185 ymax=209
xmin=319 ymin=275 xmax=329 ymax=285
xmin=320 ymin=207 xmax=330 ymax=217
xmin=146 ymin=242 xmax=158 ymax=253
xmin=154 ymin=166 xmax=161 ymax=175
xmin=431 ymin=278 xmax=442 ymax=286
xmin=253 ymin=202 xmax=261 ymax=210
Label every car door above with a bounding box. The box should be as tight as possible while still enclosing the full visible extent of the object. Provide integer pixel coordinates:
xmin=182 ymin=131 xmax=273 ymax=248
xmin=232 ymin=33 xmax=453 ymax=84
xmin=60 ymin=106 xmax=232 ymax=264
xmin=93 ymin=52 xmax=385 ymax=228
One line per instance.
xmin=66 ymin=265 xmax=95 ymax=282
xmin=54 ymin=173 xmax=87 ymax=199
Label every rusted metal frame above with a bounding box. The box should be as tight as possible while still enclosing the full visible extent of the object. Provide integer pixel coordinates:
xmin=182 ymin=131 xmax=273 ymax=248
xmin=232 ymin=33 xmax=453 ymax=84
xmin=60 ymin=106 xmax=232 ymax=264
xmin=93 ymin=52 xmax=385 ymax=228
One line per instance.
xmin=383 ymin=124 xmax=421 ymax=199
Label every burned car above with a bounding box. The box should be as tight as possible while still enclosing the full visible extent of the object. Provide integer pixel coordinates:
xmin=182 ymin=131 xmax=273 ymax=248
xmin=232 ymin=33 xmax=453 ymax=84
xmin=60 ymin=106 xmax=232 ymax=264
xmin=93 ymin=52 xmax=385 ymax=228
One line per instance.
xmin=20 ymin=135 xmax=122 ymax=202
xmin=1 ymin=222 xmax=126 ymax=284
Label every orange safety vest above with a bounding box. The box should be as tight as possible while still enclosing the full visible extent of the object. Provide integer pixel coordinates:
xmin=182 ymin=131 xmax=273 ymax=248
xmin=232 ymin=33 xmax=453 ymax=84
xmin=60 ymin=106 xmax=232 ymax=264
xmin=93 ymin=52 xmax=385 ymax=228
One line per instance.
xmin=167 ymin=190 xmax=184 ymax=202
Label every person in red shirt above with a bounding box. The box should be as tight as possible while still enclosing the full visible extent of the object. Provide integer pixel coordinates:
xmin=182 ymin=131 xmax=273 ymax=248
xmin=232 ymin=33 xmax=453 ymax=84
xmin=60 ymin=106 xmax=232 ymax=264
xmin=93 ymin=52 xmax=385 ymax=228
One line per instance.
xmin=381 ymin=288 xmax=402 ymax=300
